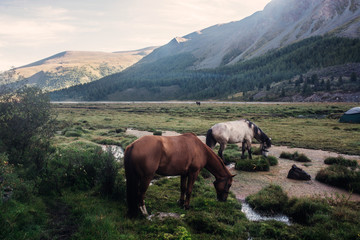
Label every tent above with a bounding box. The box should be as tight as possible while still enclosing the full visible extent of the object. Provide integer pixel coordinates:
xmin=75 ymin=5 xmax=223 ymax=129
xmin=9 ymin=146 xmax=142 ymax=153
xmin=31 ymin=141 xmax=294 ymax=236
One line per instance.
xmin=339 ymin=107 xmax=360 ymax=123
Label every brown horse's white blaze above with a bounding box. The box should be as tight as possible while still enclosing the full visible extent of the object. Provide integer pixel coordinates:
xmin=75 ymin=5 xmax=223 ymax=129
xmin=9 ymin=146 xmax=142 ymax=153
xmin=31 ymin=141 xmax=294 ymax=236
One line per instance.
xmin=124 ymin=133 xmax=235 ymax=217
xmin=206 ymin=119 xmax=272 ymax=163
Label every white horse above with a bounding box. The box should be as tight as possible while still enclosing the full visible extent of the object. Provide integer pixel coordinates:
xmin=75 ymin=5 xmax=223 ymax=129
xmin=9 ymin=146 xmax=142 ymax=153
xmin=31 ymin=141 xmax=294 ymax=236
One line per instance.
xmin=206 ymin=119 xmax=272 ymax=163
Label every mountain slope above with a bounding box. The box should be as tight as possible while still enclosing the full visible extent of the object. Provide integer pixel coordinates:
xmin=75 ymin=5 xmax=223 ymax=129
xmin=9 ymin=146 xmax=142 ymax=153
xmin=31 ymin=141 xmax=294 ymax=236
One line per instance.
xmin=1 ymin=47 xmax=156 ymax=91
xmin=50 ymin=36 xmax=360 ymax=101
xmin=141 ymin=0 xmax=360 ymax=69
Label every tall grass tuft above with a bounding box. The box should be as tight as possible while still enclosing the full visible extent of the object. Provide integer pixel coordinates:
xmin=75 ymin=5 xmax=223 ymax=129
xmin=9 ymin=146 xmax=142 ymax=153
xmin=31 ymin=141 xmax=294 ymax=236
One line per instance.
xmin=246 ymin=184 xmax=288 ymax=213
xmin=324 ymin=156 xmax=358 ymax=169
xmin=280 ymin=151 xmax=311 ymax=162
xmin=316 ymin=165 xmax=360 ymax=194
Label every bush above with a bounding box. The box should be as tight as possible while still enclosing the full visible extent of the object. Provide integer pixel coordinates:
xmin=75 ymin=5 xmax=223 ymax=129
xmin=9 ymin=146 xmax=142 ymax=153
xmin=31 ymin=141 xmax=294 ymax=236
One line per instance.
xmin=246 ymin=185 xmax=288 ymax=213
xmin=280 ymin=151 xmax=311 ymax=162
xmin=286 ymin=197 xmax=330 ymax=224
xmin=65 ymin=130 xmax=82 ymax=137
xmin=315 ymin=165 xmax=360 ymax=193
xmin=235 ymin=156 xmax=270 ymax=171
xmin=153 ymin=131 xmax=162 ymax=136
xmin=40 ymin=142 xmax=123 ymax=196
xmin=0 ymin=86 xmax=55 ymax=170
xmin=324 ymin=156 xmax=358 ymax=169
xmin=185 ymin=212 xmax=229 ymax=235
xmin=267 ymin=156 xmax=278 ymax=166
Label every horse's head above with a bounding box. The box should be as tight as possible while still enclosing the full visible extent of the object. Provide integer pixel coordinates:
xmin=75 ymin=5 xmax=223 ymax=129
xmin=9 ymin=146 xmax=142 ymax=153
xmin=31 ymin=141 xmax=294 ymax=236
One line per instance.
xmin=213 ymin=175 xmax=235 ymax=201
xmin=261 ymin=137 xmax=272 ymax=157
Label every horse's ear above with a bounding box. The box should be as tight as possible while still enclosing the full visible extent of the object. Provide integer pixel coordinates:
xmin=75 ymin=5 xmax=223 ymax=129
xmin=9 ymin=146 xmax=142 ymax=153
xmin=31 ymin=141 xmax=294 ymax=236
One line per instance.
xmin=231 ymin=174 xmax=237 ymax=178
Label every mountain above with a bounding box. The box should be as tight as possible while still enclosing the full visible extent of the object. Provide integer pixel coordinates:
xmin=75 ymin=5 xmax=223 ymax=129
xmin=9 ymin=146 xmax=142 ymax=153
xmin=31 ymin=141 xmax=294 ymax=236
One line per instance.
xmin=1 ymin=47 xmax=156 ymax=91
xmin=48 ymin=0 xmax=360 ymax=101
xmin=141 ymin=0 xmax=360 ymax=69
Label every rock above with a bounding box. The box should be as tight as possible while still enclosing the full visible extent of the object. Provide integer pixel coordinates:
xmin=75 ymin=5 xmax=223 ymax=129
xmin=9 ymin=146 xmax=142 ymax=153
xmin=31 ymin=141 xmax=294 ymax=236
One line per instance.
xmin=287 ymin=164 xmax=311 ymax=180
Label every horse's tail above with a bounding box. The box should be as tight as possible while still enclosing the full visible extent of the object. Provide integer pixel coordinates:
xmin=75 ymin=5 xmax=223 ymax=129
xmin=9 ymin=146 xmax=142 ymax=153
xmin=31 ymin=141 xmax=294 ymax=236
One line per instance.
xmin=124 ymin=144 xmax=139 ymax=217
xmin=206 ymin=128 xmax=217 ymax=149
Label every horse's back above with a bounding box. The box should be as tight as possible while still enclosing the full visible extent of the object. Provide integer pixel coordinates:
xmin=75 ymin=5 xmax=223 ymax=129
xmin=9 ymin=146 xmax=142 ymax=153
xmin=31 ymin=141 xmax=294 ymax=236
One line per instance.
xmin=127 ymin=133 xmax=206 ymax=176
xmin=211 ymin=120 xmax=253 ymax=143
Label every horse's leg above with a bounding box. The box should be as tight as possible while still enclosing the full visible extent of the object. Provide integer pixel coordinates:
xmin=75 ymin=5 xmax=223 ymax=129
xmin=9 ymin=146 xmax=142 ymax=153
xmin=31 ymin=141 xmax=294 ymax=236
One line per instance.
xmin=179 ymin=174 xmax=187 ymax=207
xmin=241 ymin=141 xmax=246 ymax=159
xmin=184 ymin=171 xmax=199 ymax=210
xmin=218 ymin=142 xmax=227 ymax=163
xmin=138 ymin=176 xmax=153 ymax=216
xmin=247 ymin=141 xmax=253 ymax=159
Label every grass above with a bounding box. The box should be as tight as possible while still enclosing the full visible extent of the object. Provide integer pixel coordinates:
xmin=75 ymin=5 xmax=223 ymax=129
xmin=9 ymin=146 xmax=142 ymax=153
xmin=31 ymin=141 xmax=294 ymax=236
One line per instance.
xmin=280 ymin=151 xmax=311 ymax=162
xmin=245 ymin=184 xmax=288 ymax=213
xmin=324 ymin=156 xmax=359 ymax=169
xmin=52 ymin=102 xmax=360 ymax=155
xmin=3 ymin=102 xmax=357 ymax=240
xmin=316 ymin=165 xmax=360 ymax=194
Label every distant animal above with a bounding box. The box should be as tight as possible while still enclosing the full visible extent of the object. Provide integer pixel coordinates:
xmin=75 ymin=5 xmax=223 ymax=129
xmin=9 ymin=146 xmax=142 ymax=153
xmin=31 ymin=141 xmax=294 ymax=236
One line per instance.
xmin=196 ymin=101 xmax=201 ymax=106
xmin=124 ymin=133 xmax=235 ymax=217
xmin=206 ymin=119 xmax=272 ymax=163
xmin=287 ymin=164 xmax=311 ymax=180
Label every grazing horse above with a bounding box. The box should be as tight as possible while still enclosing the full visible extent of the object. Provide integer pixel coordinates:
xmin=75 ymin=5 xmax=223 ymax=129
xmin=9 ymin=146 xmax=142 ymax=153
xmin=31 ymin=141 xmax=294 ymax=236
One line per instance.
xmin=124 ymin=133 xmax=235 ymax=217
xmin=206 ymin=119 xmax=271 ymax=162
xmin=196 ymin=101 xmax=201 ymax=106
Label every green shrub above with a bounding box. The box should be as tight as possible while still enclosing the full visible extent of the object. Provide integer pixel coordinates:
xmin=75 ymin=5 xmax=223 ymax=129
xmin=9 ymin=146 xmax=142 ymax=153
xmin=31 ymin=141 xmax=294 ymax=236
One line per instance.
xmin=324 ymin=156 xmax=358 ymax=168
xmin=0 ymin=198 xmax=48 ymax=240
xmin=267 ymin=156 xmax=278 ymax=166
xmin=93 ymin=138 xmax=120 ymax=145
xmin=65 ymin=130 xmax=82 ymax=137
xmin=40 ymin=142 xmax=122 ymax=195
xmin=280 ymin=151 xmax=311 ymax=162
xmin=286 ymin=197 xmax=330 ymax=224
xmin=115 ymin=128 xmax=126 ymax=133
xmin=235 ymin=156 xmax=270 ymax=171
xmin=315 ymin=165 xmax=360 ymax=193
xmin=185 ymin=212 xmax=229 ymax=235
xmin=246 ymin=185 xmax=288 ymax=213
xmin=280 ymin=152 xmax=293 ymax=159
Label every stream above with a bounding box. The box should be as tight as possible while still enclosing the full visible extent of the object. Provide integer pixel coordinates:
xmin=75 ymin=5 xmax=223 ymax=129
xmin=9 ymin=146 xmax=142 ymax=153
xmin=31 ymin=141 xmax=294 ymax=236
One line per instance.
xmin=239 ymin=200 xmax=291 ymax=225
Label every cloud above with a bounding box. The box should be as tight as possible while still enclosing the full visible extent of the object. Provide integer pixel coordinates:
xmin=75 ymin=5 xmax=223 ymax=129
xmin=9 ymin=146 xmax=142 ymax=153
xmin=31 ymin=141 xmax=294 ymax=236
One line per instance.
xmin=0 ymin=4 xmax=78 ymax=47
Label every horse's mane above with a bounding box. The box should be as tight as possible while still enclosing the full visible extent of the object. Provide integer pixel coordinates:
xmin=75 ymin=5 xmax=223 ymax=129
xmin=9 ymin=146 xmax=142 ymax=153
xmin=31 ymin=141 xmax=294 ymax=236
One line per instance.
xmin=244 ymin=119 xmax=270 ymax=143
xmin=202 ymin=138 xmax=231 ymax=175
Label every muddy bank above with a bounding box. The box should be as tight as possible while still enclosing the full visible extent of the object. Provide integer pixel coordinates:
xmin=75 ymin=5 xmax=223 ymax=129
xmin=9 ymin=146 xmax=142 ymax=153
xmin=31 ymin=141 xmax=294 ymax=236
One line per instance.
xmin=125 ymin=129 xmax=360 ymax=201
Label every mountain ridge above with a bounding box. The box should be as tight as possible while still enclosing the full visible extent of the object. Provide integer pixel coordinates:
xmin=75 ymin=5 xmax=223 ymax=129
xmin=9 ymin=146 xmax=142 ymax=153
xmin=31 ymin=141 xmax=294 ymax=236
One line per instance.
xmin=1 ymin=47 xmax=156 ymax=91
xmin=140 ymin=0 xmax=360 ymax=69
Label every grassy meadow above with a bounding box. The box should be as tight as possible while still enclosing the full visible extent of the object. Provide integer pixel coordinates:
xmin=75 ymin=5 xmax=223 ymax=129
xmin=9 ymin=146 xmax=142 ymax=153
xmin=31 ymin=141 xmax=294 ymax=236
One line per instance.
xmin=2 ymin=101 xmax=360 ymax=240
xmin=53 ymin=102 xmax=360 ymax=154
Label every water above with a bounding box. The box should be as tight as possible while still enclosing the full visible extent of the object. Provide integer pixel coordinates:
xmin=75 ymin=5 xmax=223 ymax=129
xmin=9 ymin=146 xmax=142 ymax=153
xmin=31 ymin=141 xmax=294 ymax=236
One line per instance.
xmin=240 ymin=200 xmax=291 ymax=225
xmin=101 ymin=145 xmax=124 ymax=161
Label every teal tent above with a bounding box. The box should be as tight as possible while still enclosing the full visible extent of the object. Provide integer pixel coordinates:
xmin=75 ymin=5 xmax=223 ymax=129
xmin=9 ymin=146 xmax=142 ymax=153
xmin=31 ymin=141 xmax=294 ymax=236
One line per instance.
xmin=339 ymin=107 xmax=360 ymax=123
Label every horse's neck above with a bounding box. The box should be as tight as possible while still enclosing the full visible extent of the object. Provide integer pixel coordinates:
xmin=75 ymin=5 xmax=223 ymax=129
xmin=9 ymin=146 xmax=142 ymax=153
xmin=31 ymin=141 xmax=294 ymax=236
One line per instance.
xmin=253 ymin=128 xmax=264 ymax=143
xmin=205 ymin=151 xmax=230 ymax=179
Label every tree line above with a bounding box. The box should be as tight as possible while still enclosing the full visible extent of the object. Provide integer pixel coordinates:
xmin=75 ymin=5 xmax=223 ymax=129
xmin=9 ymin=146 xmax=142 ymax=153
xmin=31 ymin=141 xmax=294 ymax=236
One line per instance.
xmin=50 ymin=36 xmax=360 ymax=101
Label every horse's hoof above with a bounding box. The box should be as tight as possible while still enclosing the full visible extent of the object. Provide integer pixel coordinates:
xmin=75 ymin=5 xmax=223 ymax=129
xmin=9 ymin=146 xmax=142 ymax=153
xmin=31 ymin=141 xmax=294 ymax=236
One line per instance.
xmin=178 ymin=199 xmax=185 ymax=207
xmin=184 ymin=205 xmax=190 ymax=210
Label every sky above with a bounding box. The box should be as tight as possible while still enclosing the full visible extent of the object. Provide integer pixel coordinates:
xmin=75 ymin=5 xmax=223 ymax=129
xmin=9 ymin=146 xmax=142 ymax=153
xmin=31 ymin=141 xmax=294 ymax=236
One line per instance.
xmin=0 ymin=0 xmax=271 ymax=71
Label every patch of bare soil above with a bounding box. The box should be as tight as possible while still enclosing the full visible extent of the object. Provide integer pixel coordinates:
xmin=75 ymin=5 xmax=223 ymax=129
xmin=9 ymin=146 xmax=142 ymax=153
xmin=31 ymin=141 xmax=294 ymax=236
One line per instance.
xmin=125 ymin=129 xmax=360 ymax=201
xmin=231 ymin=145 xmax=360 ymax=201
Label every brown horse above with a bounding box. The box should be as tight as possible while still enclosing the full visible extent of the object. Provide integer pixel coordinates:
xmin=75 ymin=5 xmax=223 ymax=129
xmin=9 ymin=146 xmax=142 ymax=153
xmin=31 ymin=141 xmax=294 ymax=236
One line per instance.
xmin=124 ymin=133 xmax=235 ymax=217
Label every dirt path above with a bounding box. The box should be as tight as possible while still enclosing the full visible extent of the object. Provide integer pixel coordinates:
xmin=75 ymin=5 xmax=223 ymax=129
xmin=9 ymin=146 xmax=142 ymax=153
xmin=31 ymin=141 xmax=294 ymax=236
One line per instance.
xmin=43 ymin=199 xmax=77 ymax=240
xmin=125 ymin=129 xmax=360 ymax=201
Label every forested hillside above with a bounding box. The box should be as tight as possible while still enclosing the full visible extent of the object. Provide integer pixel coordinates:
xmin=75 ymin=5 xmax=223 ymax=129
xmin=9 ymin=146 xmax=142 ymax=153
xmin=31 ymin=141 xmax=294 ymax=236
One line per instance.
xmin=50 ymin=37 xmax=360 ymax=101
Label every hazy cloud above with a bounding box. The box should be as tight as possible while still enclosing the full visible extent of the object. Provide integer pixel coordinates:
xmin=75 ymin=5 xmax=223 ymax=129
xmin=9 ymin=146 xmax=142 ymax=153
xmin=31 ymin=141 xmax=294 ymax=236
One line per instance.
xmin=0 ymin=0 xmax=271 ymax=70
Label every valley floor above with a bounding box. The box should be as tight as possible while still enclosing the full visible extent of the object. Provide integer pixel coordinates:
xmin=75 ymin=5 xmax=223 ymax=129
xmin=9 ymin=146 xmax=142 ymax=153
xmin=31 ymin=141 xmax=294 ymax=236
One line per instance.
xmin=125 ymin=128 xmax=360 ymax=201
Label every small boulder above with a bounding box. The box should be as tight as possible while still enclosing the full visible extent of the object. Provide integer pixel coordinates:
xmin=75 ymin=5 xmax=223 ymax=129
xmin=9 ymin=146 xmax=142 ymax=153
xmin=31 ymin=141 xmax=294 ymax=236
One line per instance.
xmin=287 ymin=164 xmax=311 ymax=180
